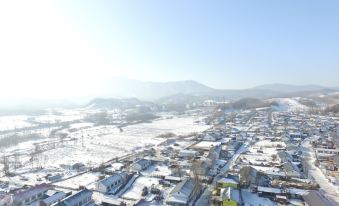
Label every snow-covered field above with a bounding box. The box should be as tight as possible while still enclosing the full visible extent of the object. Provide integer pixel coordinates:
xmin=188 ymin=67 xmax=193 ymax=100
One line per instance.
xmin=48 ymin=116 xmax=208 ymax=166
xmin=54 ymin=172 xmax=100 ymax=189
xmin=0 ymin=116 xmax=209 ymax=175
xmin=122 ymin=176 xmax=160 ymax=200
xmin=241 ymin=189 xmax=276 ymax=206
xmin=271 ymin=98 xmax=308 ymax=111
xmin=0 ymin=116 xmax=35 ymax=131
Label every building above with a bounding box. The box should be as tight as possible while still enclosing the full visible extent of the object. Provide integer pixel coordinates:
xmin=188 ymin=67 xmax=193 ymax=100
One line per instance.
xmin=12 ymin=183 xmax=50 ymax=206
xmin=47 ymin=174 xmax=63 ymax=182
xmin=96 ymin=173 xmax=128 ymax=194
xmin=0 ymin=193 xmax=13 ymax=206
xmin=316 ymin=148 xmax=339 ymax=160
xmin=40 ymin=190 xmax=67 ymax=206
xmin=51 ymin=189 xmax=94 ymax=206
xmin=282 ymin=161 xmax=301 ymax=178
xmin=179 ymin=150 xmax=198 ymax=159
xmin=217 ymin=178 xmax=239 ymax=189
xmin=221 ymin=187 xmax=240 ymax=206
xmin=166 ymin=178 xmax=200 ymax=206
xmin=70 ymin=163 xmax=86 ymax=172
xmin=303 ymin=191 xmax=332 ymax=206
xmin=212 ymin=186 xmax=240 ymax=206
xmin=130 ymin=159 xmax=150 ymax=172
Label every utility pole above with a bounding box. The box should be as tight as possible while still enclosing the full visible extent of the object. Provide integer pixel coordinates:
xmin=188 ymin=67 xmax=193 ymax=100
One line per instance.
xmin=2 ymin=156 xmax=10 ymax=176
xmin=82 ymin=135 xmax=84 ymax=148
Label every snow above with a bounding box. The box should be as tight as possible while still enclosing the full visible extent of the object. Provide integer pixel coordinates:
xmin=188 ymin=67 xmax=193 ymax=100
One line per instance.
xmin=0 ymin=114 xmax=208 ymax=187
xmin=54 ymin=172 xmax=100 ymax=189
xmin=69 ymin=122 xmax=94 ymax=129
xmin=0 ymin=115 xmax=34 ymax=131
xmin=241 ymin=189 xmax=276 ymax=206
xmin=122 ymin=176 xmax=160 ymax=200
xmin=301 ymin=138 xmax=339 ymax=204
xmin=271 ymin=98 xmax=308 ymax=112
xmin=141 ymin=165 xmax=172 ymax=177
xmin=193 ymin=141 xmax=221 ymax=150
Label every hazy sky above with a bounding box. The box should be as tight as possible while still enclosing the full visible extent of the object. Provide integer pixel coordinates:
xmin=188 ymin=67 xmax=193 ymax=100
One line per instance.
xmin=0 ymin=0 xmax=338 ymax=100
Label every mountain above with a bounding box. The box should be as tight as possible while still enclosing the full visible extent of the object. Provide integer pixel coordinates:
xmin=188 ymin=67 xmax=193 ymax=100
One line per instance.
xmin=1 ymin=77 xmax=338 ymax=111
xmin=251 ymin=83 xmax=329 ymax=93
xmin=96 ymin=77 xmax=216 ymax=100
xmin=96 ymin=77 xmax=339 ymax=101
xmin=87 ymin=97 xmax=154 ymax=109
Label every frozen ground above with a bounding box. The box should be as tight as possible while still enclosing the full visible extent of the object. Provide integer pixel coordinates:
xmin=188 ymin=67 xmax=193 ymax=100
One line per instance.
xmin=0 ymin=116 xmax=209 ymax=182
xmin=141 ymin=165 xmax=172 ymax=177
xmin=241 ymin=189 xmax=276 ymax=206
xmin=301 ymin=138 xmax=339 ymax=205
xmin=270 ymin=98 xmax=308 ymax=112
xmin=53 ymin=172 xmax=100 ymax=189
xmin=122 ymin=176 xmax=160 ymax=200
xmin=0 ymin=116 xmax=35 ymax=131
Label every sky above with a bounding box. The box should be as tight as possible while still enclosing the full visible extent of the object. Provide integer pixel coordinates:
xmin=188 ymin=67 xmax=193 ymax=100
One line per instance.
xmin=0 ymin=0 xmax=338 ymax=101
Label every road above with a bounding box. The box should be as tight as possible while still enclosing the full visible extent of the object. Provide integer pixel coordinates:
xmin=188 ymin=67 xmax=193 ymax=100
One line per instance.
xmin=195 ymin=111 xmax=256 ymax=206
xmin=301 ymin=138 xmax=339 ymax=205
xmin=195 ymin=140 xmax=250 ymax=206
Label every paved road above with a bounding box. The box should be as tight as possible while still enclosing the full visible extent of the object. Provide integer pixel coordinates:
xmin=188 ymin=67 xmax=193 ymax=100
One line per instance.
xmin=195 ymin=141 xmax=250 ymax=206
xmin=301 ymin=138 xmax=339 ymax=205
xmin=195 ymin=112 xmax=256 ymax=206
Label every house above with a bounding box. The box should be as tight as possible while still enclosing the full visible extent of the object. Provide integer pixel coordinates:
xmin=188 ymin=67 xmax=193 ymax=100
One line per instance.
xmin=12 ymin=183 xmax=50 ymax=206
xmin=164 ymin=176 xmax=182 ymax=183
xmin=130 ymin=159 xmax=150 ymax=172
xmin=47 ymin=174 xmax=63 ymax=182
xmin=179 ymin=150 xmax=198 ymax=159
xmin=51 ymin=189 xmax=94 ymax=206
xmin=96 ymin=173 xmax=128 ymax=194
xmin=303 ymin=191 xmax=332 ymax=206
xmin=0 ymin=193 xmax=12 ymax=206
xmin=316 ymin=148 xmax=339 ymax=160
xmin=40 ymin=190 xmax=67 ymax=206
xmin=221 ymin=187 xmax=240 ymax=206
xmin=70 ymin=163 xmax=86 ymax=172
xmin=203 ymin=134 xmax=217 ymax=141
xmin=217 ymin=178 xmax=238 ymax=189
xmin=278 ymin=151 xmax=293 ymax=163
xmin=282 ymin=161 xmax=301 ymax=178
xmin=166 ymin=178 xmax=201 ymax=206
xmin=289 ymin=132 xmax=302 ymax=139
xmin=212 ymin=187 xmax=240 ymax=206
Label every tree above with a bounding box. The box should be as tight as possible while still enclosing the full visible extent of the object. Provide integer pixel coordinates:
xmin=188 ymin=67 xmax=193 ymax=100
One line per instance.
xmin=272 ymin=154 xmax=278 ymax=161
xmin=190 ymin=160 xmax=202 ymax=198
xmin=240 ymin=166 xmax=252 ymax=187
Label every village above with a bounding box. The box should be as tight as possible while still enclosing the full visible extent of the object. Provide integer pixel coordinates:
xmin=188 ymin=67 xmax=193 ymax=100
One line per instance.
xmin=0 ymin=102 xmax=339 ymax=206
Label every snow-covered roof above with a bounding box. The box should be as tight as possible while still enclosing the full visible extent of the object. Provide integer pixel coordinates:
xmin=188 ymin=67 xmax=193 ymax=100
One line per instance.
xmin=193 ymin=141 xmax=222 ymax=150
xmin=167 ymin=178 xmax=195 ymax=204
xmin=41 ymin=191 xmax=66 ymax=205
xmin=257 ymin=186 xmax=281 ymax=194
xmin=99 ymin=173 xmax=127 ymax=187
xmin=222 ymin=187 xmax=240 ymax=202
xmin=217 ymin=178 xmax=238 ymax=185
xmin=165 ymin=176 xmax=182 ymax=182
xmin=13 ymin=183 xmax=50 ymax=203
xmin=134 ymin=159 xmax=150 ymax=167
xmin=303 ymin=191 xmax=332 ymax=206
xmin=55 ymin=189 xmax=92 ymax=206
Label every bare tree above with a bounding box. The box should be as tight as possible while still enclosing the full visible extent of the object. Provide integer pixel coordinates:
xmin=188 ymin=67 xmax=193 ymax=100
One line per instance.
xmin=240 ymin=166 xmax=252 ymax=187
xmin=1 ymin=156 xmax=10 ymax=176
xmin=190 ymin=160 xmax=202 ymax=198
